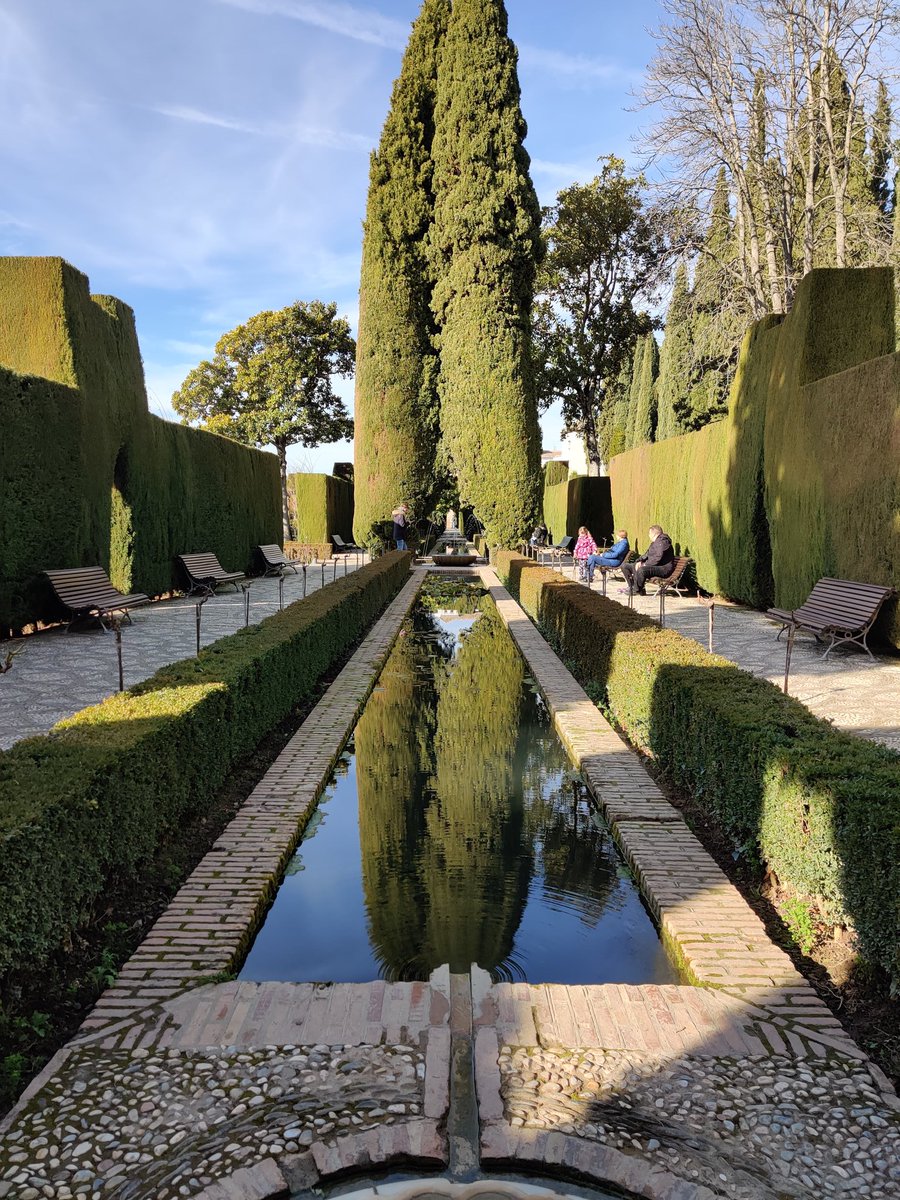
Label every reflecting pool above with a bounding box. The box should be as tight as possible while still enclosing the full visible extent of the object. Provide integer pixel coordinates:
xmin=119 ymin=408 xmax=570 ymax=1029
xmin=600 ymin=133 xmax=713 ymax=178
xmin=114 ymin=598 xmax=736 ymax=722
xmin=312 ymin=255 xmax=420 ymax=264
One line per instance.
xmin=240 ymin=582 xmax=676 ymax=985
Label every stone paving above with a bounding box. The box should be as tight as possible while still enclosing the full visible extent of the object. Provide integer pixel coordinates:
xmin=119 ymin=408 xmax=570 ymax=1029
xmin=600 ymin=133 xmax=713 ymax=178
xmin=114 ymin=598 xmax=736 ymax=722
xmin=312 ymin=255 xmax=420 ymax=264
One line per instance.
xmin=1 ymin=567 xmax=898 ymax=1200
xmin=0 ymin=556 xmax=367 ymax=750
xmin=538 ymin=563 xmax=900 ymax=752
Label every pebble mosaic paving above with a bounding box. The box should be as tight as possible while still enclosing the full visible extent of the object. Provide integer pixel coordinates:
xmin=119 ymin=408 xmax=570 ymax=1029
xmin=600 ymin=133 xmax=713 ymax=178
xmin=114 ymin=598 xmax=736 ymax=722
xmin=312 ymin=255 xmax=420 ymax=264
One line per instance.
xmin=1 ymin=567 xmax=897 ymax=1200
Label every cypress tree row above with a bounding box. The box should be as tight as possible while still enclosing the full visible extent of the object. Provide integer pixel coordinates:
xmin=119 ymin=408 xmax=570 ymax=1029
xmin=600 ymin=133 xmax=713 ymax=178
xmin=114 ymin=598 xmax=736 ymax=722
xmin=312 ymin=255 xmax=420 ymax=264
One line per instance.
xmin=430 ymin=0 xmax=543 ymax=546
xmin=352 ymin=0 xmax=449 ymax=545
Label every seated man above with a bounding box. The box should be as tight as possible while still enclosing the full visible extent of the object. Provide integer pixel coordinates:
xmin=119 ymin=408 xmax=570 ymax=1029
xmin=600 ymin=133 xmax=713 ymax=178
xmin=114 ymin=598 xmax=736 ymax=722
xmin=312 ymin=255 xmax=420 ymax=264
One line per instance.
xmin=586 ymin=530 xmax=630 ymax=583
xmin=620 ymin=525 xmax=675 ymax=595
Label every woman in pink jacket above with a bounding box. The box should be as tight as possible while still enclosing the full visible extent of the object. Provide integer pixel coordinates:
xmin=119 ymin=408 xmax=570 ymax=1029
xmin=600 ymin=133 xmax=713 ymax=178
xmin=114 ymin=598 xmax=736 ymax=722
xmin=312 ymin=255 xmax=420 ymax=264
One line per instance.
xmin=573 ymin=526 xmax=598 ymax=581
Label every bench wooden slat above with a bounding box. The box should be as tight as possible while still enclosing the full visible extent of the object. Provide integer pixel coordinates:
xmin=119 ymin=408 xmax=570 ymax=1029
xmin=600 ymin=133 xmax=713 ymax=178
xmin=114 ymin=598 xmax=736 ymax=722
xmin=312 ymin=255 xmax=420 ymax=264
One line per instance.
xmin=177 ymin=552 xmax=245 ymax=595
xmin=767 ymin=576 xmax=894 ymax=658
xmin=257 ymin=544 xmax=299 ymax=575
xmin=45 ymin=567 xmax=150 ymax=628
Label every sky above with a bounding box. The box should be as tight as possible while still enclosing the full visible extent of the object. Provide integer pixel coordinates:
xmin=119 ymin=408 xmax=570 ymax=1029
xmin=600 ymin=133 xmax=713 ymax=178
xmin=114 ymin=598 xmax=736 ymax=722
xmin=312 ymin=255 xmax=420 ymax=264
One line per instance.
xmin=0 ymin=0 xmax=664 ymax=474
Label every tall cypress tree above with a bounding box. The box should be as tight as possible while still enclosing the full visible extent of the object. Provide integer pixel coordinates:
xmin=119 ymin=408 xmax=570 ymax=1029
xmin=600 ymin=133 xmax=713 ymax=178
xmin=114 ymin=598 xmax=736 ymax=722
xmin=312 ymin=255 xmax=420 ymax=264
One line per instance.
xmin=430 ymin=0 xmax=543 ymax=545
xmin=684 ymin=169 xmax=734 ymax=428
xmin=624 ymin=335 xmax=647 ymax=450
xmin=630 ymin=333 xmax=659 ymax=447
xmin=352 ymin=0 xmax=449 ymax=545
xmin=869 ymin=81 xmax=893 ymax=217
xmin=656 ymin=262 xmax=692 ymax=440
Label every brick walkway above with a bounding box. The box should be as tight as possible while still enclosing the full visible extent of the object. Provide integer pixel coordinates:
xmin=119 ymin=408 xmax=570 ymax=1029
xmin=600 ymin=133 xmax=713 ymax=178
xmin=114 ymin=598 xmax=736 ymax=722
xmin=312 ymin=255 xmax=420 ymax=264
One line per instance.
xmin=1 ymin=568 xmax=897 ymax=1200
xmin=0 ymin=556 xmax=368 ymax=749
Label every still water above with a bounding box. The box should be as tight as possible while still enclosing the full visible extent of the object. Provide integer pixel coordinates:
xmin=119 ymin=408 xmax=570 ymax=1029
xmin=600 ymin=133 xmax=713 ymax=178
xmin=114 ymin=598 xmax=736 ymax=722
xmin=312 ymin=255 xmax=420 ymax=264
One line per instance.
xmin=241 ymin=584 xmax=676 ymax=985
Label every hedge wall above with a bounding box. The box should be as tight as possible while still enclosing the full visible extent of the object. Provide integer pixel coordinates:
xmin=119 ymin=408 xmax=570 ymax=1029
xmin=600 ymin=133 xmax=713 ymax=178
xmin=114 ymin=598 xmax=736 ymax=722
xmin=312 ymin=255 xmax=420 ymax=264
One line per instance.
xmin=609 ymin=268 xmax=899 ymax=642
xmin=543 ymin=475 xmax=613 ymax=545
xmin=0 ymin=258 xmax=281 ymax=632
xmin=0 ymin=551 xmax=411 ymax=984
xmin=290 ymin=473 xmax=354 ymax=545
xmin=495 ymin=552 xmax=900 ymax=989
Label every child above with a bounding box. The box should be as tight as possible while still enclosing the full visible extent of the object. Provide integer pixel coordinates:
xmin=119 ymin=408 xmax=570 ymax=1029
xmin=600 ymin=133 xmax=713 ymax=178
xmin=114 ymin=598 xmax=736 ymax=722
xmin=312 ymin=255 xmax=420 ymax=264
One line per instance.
xmin=573 ymin=526 xmax=597 ymax=581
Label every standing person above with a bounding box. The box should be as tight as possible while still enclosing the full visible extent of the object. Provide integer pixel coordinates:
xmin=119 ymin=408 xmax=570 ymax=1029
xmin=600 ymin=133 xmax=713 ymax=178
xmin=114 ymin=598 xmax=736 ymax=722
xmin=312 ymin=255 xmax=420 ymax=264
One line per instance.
xmin=586 ymin=530 xmax=630 ymax=584
xmin=573 ymin=526 xmax=598 ymax=582
xmin=391 ymin=503 xmax=409 ymax=551
xmin=620 ymin=525 xmax=674 ymax=595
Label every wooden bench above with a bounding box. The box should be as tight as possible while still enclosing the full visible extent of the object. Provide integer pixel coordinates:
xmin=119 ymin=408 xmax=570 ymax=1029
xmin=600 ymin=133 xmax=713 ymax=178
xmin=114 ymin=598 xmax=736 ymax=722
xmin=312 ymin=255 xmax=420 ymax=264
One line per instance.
xmin=178 ymin=553 xmax=245 ymax=597
xmin=593 ymin=549 xmax=636 ymax=595
xmin=538 ymin=535 xmax=574 ymax=568
xmin=645 ymin=555 xmax=693 ymax=599
xmin=332 ymin=534 xmax=363 ymax=555
xmin=257 ymin=544 xmax=300 ymax=576
xmin=45 ymin=567 xmax=150 ymax=631
xmin=767 ymin=577 xmax=895 ymax=658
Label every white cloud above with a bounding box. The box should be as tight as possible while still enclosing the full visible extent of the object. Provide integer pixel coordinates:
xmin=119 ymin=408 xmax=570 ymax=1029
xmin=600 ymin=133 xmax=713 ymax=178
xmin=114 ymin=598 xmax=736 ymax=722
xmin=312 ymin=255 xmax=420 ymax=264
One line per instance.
xmin=214 ymin=0 xmax=408 ymax=50
xmin=153 ymin=103 xmax=374 ymax=151
xmin=518 ymin=44 xmax=641 ymax=88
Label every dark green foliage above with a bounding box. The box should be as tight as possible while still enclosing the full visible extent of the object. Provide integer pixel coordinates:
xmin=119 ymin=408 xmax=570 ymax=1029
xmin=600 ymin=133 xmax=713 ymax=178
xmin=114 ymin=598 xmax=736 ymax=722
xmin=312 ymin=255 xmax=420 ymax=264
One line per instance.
xmin=495 ymin=553 xmax=900 ymax=990
xmin=289 ymin=473 xmax=354 ymax=544
xmin=353 ymin=0 xmax=449 ymax=545
xmin=868 ymin=81 xmax=893 ymax=217
xmin=0 ymin=553 xmax=411 ymax=984
xmin=627 ymin=333 xmax=658 ymax=448
xmin=431 ymin=0 xmax=542 ymax=546
xmin=0 ymin=258 xmax=281 ymax=632
xmin=655 ymin=263 xmax=692 ymax=441
xmin=610 ymin=268 xmax=898 ymax=634
xmin=684 ymin=169 xmax=736 ymax=428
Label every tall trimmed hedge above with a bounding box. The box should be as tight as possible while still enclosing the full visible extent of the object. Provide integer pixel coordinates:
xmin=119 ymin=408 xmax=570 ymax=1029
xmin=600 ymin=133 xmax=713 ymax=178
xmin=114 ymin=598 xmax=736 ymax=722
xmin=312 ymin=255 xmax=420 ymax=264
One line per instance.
xmin=0 ymin=552 xmax=411 ymax=984
xmin=495 ymin=552 xmax=900 ymax=989
xmin=609 ymin=268 xmax=898 ymax=640
xmin=543 ymin=475 xmax=612 ymax=544
xmin=0 ymin=258 xmax=281 ymax=631
xmin=289 ymin=473 xmax=354 ymax=545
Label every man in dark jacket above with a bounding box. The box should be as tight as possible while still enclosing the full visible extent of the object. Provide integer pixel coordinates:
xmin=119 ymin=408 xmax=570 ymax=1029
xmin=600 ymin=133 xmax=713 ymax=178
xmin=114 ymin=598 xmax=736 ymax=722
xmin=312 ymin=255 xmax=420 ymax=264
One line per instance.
xmin=620 ymin=525 xmax=675 ymax=595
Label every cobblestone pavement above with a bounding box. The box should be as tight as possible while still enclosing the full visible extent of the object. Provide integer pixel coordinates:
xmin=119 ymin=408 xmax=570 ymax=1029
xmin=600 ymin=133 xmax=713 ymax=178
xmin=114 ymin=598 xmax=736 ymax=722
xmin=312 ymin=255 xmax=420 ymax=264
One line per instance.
xmin=546 ymin=566 xmax=900 ymax=752
xmin=0 ymin=557 xmax=367 ymax=750
xmin=1 ymin=570 xmax=897 ymax=1200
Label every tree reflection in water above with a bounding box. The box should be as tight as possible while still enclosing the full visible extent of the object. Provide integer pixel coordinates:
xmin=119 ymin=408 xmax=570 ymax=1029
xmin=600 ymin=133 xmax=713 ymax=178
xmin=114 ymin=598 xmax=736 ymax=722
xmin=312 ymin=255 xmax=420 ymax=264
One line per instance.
xmin=358 ymin=582 xmax=621 ymax=982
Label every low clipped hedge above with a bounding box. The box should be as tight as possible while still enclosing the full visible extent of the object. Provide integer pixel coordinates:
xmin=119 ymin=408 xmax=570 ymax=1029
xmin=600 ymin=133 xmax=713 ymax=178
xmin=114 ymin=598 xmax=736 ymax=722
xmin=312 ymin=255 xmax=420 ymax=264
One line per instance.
xmin=495 ymin=552 xmax=900 ymax=989
xmin=0 ymin=552 xmax=411 ymax=984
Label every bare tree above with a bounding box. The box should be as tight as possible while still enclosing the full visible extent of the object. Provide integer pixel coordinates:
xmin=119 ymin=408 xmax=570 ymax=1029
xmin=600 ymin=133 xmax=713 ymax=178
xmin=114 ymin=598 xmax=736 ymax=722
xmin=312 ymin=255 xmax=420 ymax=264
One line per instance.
xmin=642 ymin=0 xmax=899 ymax=313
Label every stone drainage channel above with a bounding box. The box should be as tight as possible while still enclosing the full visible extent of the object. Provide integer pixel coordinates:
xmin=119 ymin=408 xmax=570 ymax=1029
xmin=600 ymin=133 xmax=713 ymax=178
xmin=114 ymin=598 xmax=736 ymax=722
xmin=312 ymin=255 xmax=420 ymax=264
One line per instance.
xmin=0 ymin=566 xmax=898 ymax=1200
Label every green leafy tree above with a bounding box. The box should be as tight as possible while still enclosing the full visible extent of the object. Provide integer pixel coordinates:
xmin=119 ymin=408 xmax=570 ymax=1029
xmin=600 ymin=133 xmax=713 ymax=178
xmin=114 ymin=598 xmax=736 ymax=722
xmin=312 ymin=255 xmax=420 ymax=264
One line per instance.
xmin=353 ymin=0 xmax=449 ymax=545
xmin=431 ymin=0 xmax=543 ymax=546
xmin=533 ymin=158 xmax=663 ymax=473
xmin=172 ymin=301 xmax=355 ymax=540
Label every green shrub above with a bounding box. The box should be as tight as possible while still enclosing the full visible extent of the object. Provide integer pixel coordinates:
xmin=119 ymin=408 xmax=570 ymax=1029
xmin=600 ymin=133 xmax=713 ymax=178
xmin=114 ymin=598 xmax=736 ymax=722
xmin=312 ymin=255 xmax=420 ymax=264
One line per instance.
xmin=289 ymin=473 xmax=354 ymax=545
xmin=495 ymin=552 xmax=900 ymax=989
xmin=0 ymin=258 xmax=281 ymax=632
xmin=0 ymin=552 xmax=412 ymax=984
